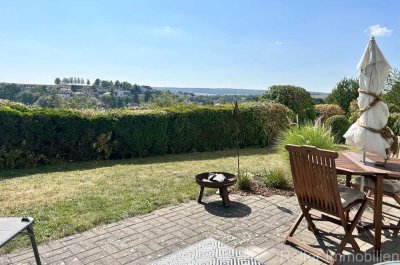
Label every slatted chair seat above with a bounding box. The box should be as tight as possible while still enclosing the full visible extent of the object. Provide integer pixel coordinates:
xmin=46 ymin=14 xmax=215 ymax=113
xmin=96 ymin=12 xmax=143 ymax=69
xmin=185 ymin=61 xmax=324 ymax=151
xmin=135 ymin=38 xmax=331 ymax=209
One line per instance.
xmin=285 ymin=145 xmax=367 ymax=265
xmin=353 ymin=176 xmax=400 ymax=237
xmin=339 ymin=186 xmax=365 ymax=208
xmin=354 ymin=176 xmax=400 ymax=194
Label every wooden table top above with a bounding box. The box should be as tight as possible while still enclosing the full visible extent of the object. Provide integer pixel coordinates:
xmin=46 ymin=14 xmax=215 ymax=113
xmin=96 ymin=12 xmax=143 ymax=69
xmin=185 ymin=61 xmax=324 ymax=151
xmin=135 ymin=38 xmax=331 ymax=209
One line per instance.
xmin=336 ymin=152 xmax=400 ymax=179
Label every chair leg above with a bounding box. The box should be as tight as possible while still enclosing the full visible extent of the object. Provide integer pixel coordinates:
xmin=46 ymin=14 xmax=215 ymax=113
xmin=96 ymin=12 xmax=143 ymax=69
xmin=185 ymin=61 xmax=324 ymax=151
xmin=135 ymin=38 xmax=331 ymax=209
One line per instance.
xmin=337 ymin=200 xmax=367 ymax=255
xmin=393 ymin=196 xmax=400 ymax=237
xmin=286 ymin=212 xmax=304 ymax=239
xmin=27 ymin=224 xmax=41 ymax=265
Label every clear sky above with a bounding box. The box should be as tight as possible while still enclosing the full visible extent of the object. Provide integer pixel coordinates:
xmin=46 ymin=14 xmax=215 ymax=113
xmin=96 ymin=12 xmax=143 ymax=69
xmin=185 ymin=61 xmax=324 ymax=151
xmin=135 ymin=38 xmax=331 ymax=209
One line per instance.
xmin=0 ymin=0 xmax=398 ymax=92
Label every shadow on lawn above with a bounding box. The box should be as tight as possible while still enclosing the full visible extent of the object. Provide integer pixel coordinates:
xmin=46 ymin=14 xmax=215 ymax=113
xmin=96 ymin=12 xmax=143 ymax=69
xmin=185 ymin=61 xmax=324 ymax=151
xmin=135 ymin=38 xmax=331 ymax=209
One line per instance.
xmin=0 ymin=147 xmax=274 ymax=180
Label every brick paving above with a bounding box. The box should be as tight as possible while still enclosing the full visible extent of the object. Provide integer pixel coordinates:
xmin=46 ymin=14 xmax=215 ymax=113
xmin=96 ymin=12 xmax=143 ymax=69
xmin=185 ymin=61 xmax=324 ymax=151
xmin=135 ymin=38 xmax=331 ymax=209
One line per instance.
xmin=1 ymin=194 xmax=400 ymax=265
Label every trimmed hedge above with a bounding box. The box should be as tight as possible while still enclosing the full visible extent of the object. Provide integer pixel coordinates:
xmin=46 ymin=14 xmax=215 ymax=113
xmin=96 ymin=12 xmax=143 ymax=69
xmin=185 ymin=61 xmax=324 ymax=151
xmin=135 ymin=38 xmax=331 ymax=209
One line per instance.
xmin=315 ymin=104 xmax=344 ymax=122
xmin=0 ymin=101 xmax=289 ymax=169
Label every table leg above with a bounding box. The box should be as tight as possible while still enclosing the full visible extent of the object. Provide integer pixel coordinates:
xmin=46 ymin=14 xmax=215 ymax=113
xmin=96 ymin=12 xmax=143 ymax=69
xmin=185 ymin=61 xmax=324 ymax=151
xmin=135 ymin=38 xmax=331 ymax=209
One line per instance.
xmin=198 ymin=186 xmax=204 ymax=204
xmin=221 ymin=187 xmax=230 ymax=207
xmin=374 ymin=175 xmax=383 ymax=256
xmin=27 ymin=224 xmax=41 ymax=265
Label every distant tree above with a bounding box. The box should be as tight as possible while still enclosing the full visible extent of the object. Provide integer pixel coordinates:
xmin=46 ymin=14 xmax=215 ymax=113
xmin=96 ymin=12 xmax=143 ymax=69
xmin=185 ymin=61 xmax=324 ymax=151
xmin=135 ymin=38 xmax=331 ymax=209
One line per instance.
xmin=16 ymin=91 xmax=39 ymax=105
xmin=94 ymin=78 xmax=101 ymax=87
xmin=385 ymin=68 xmax=400 ymax=91
xmin=35 ymin=95 xmax=62 ymax=108
xmin=71 ymin=85 xmax=80 ymax=92
xmin=384 ymin=80 xmax=400 ymax=112
xmin=54 ymin=77 xmax=61 ymax=85
xmin=144 ymin=91 xmax=152 ymax=102
xmin=114 ymin=80 xmax=120 ymax=88
xmin=326 ymin=77 xmax=359 ymax=113
xmin=69 ymin=77 xmax=74 ymax=84
xmin=62 ymin=78 xmax=69 ymax=84
xmin=312 ymin=98 xmax=326 ymax=104
xmin=64 ymin=95 xmax=99 ymax=109
xmin=133 ymin=93 xmax=140 ymax=104
xmin=121 ymin=81 xmax=132 ymax=90
xmin=101 ymin=80 xmax=110 ymax=87
xmin=132 ymin=84 xmax=141 ymax=94
xmin=86 ymin=79 xmax=91 ymax=85
xmin=261 ymin=85 xmax=315 ymax=122
xmin=0 ymin=84 xmax=21 ymax=100
xmin=149 ymin=91 xmax=185 ymax=107
xmin=80 ymin=78 xmax=85 ymax=84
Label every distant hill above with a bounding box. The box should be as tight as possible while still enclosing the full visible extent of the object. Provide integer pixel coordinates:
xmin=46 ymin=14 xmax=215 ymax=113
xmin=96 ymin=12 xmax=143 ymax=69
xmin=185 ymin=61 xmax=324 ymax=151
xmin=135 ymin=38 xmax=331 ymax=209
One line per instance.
xmin=154 ymin=87 xmax=328 ymax=98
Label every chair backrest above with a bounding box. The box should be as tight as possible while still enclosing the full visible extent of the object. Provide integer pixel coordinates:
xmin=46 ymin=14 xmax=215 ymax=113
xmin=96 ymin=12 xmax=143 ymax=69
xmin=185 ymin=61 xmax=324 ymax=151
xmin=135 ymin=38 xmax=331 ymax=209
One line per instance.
xmin=286 ymin=144 xmax=342 ymax=216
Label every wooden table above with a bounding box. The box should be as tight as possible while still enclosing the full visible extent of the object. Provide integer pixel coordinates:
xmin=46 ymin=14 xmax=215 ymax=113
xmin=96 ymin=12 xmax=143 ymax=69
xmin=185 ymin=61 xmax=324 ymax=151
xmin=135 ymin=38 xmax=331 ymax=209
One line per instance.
xmin=336 ymin=152 xmax=400 ymax=255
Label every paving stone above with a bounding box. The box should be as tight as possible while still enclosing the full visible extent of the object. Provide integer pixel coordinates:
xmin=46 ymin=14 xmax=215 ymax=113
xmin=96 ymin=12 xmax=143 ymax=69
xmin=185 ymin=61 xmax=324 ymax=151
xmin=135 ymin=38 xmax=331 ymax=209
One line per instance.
xmin=2 ymin=194 xmax=399 ymax=264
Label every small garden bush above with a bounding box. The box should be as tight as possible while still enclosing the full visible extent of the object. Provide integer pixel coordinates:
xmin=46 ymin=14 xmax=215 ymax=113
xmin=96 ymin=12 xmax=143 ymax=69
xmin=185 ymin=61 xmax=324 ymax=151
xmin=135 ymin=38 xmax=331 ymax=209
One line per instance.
xmin=237 ymin=172 xmax=253 ymax=190
xmin=263 ymin=167 xmax=290 ymax=189
xmin=276 ymin=123 xmax=337 ymax=158
xmin=0 ymin=100 xmax=289 ymax=169
xmin=315 ymin=104 xmax=344 ymax=122
xmin=388 ymin=113 xmax=400 ymax=135
xmin=325 ymin=115 xmax=350 ymax=144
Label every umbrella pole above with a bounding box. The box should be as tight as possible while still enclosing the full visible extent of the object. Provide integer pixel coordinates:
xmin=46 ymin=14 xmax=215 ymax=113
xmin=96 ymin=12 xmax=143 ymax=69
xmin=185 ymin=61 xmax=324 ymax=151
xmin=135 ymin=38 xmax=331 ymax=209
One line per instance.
xmin=362 ymin=151 xmax=366 ymax=164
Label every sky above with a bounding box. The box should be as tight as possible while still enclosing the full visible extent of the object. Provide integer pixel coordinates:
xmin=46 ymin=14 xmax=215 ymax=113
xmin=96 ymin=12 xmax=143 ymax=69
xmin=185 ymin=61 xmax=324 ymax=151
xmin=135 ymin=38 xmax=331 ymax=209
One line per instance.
xmin=0 ymin=0 xmax=399 ymax=92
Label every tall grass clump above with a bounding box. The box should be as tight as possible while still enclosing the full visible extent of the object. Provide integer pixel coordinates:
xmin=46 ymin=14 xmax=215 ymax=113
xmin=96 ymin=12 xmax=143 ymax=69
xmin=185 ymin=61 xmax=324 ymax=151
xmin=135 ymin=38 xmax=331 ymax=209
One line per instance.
xmin=237 ymin=172 xmax=253 ymax=190
xmin=276 ymin=123 xmax=337 ymax=158
xmin=263 ymin=167 xmax=291 ymax=189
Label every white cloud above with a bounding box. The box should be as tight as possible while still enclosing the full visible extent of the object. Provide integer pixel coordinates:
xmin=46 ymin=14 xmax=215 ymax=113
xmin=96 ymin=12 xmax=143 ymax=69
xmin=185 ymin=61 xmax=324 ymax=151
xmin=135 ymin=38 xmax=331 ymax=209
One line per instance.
xmin=366 ymin=24 xmax=393 ymax=37
xmin=275 ymin=41 xmax=283 ymax=45
xmin=153 ymin=26 xmax=183 ymax=37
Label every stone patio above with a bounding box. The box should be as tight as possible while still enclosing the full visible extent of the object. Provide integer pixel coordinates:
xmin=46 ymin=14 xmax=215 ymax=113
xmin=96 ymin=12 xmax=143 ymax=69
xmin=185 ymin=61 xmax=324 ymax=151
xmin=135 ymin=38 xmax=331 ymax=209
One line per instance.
xmin=1 ymin=194 xmax=400 ymax=265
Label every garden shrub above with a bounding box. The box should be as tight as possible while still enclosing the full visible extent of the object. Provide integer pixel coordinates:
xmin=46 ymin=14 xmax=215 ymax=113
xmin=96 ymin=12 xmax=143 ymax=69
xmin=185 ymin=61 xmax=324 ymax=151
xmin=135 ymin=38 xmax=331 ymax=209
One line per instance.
xmin=315 ymin=104 xmax=344 ymax=122
xmin=237 ymin=172 xmax=253 ymax=190
xmin=348 ymin=99 xmax=359 ymax=124
xmin=325 ymin=115 xmax=350 ymax=144
xmin=276 ymin=123 xmax=337 ymax=158
xmin=388 ymin=113 xmax=400 ymax=135
xmin=0 ymin=101 xmax=289 ymax=169
xmin=261 ymin=85 xmax=315 ymax=123
xmin=263 ymin=167 xmax=290 ymax=189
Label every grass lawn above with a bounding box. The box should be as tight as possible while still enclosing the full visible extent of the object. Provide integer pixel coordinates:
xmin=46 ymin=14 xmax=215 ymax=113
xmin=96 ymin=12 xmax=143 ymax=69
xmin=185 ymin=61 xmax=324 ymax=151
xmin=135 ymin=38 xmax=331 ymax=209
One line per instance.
xmin=0 ymin=147 xmax=289 ymax=253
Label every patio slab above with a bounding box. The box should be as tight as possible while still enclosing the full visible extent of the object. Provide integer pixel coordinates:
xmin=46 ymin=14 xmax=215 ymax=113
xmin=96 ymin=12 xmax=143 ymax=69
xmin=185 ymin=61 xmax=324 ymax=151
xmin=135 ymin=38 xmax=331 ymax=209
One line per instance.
xmin=1 ymin=194 xmax=400 ymax=264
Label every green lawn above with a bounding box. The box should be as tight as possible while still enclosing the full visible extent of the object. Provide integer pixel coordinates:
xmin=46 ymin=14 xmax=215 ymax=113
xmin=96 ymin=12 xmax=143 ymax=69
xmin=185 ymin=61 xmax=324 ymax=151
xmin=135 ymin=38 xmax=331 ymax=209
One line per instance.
xmin=0 ymin=147 xmax=287 ymax=253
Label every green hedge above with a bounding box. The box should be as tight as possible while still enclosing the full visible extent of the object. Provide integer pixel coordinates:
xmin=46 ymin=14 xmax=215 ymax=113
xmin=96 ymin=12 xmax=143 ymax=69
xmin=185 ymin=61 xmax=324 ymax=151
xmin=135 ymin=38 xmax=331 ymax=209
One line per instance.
xmin=0 ymin=101 xmax=289 ymax=169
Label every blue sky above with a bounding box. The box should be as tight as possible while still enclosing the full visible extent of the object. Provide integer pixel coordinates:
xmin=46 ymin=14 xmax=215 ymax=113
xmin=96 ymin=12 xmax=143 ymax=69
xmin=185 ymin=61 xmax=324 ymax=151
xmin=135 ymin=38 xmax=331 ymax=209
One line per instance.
xmin=0 ymin=0 xmax=398 ymax=92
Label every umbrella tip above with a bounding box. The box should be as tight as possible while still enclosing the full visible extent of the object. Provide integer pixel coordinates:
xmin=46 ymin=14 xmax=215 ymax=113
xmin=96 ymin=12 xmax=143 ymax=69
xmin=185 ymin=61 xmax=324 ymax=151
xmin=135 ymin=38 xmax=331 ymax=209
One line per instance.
xmin=370 ymin=36 xmax=375 ymax=40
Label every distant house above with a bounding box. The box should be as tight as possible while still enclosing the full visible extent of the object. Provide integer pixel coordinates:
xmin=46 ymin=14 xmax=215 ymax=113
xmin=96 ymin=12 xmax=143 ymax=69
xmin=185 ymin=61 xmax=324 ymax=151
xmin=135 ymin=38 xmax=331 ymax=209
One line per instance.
xmin=141 ymin=85 xmax=152 ymax=91
xmin=57 ymin=88 xmax=73 ymax=99
xmin=115 ymin=90 xmax=131 ymax=97
xmin=97 ymin=87 xmax=109 ymax=94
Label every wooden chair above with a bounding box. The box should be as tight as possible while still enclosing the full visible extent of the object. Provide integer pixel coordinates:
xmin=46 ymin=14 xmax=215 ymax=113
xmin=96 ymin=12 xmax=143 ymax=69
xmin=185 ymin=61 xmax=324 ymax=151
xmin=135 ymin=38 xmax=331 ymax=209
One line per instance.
xmin=352 ymin=176 xmax=400 ymax=237
xmin=285 ymin=145 xmax=367 ymax=265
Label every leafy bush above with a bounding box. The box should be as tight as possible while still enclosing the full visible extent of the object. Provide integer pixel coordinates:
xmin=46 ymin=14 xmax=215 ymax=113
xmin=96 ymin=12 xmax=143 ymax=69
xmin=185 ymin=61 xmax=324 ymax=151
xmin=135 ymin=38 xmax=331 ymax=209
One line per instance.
xmin=276 ymin=124 xmax=337 ymax=158
xmin=261 ymin=85 xmax=315 ymax=123
xmin=388 ymin=113 xmax=400 ymax=135
xmin=325 ymin=115 xmax=350 ymax=143
xmin=263 ymin=167 xmax=290 ymax=189
xmin=326 ymin=77 xmax=359 ymax=113
xmin=315 ymin=104 xmax=344 ymax=122
xmin=348 ymin=99 xmax=359 ymax=124
xmin=0 ymin=101 xmax=289 ymax=169
xmin=237 ymin=172 xmax=253 ymax=190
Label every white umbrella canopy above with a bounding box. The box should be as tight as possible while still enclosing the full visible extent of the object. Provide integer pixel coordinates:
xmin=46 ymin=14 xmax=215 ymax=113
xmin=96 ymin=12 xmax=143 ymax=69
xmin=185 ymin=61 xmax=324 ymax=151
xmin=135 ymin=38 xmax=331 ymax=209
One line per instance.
xmin=344 ymin=37 xmax=394 ymax=160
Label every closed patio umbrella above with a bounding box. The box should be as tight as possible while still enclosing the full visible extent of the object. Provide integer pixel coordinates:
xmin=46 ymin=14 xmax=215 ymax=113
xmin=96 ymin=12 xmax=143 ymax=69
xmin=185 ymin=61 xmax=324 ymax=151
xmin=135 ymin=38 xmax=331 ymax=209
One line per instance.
xmin=344 ymin=37 xmax=398 ymax=162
